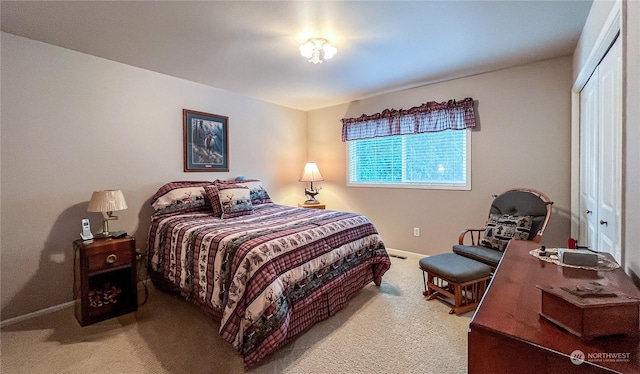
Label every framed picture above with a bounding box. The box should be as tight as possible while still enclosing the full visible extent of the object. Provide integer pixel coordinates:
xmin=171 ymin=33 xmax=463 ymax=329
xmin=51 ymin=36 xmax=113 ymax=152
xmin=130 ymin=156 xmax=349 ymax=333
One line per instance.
xmin=183 ymin=109 xmax=229 ymax=172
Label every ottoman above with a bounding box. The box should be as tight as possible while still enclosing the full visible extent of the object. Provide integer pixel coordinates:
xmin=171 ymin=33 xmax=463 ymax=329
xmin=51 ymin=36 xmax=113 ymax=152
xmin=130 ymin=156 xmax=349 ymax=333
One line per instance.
xmin=419 ymin=253 xmax=492 ymax=315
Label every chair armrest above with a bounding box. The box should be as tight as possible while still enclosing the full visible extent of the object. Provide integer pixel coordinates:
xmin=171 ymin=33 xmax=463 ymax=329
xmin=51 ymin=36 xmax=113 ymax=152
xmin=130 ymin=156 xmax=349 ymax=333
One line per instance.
xmin=458 ymin=229 xmax=485 ymax=246
xmin=531 ymin=229 xmax=543 ymax=243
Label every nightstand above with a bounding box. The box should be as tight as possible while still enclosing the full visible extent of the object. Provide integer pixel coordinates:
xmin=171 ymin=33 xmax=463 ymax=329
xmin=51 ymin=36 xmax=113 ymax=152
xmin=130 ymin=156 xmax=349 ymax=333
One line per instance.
xmin=73 ymin=237 xmax=138 ymax=326
xmin=298 ymin=202 xmax=326 ymax=209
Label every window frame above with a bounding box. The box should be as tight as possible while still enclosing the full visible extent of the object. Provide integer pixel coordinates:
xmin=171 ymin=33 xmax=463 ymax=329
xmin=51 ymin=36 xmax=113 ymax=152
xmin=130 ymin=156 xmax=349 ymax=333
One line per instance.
xmin=346 ymin=129 xmax=472 ymax=190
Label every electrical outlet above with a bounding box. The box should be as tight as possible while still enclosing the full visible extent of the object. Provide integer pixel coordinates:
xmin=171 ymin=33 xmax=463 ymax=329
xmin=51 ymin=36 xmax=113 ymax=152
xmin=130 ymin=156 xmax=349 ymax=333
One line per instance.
xmin=413 ymin=227 xmax=420 ymax=237
xmin=136 ymin=248 xmax=146 ymax=260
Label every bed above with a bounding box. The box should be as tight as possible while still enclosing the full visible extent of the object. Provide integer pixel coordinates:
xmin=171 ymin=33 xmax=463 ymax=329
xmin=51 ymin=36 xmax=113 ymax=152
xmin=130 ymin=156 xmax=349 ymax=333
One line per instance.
xmin=147 ymin=180 xmax=391 ymax=369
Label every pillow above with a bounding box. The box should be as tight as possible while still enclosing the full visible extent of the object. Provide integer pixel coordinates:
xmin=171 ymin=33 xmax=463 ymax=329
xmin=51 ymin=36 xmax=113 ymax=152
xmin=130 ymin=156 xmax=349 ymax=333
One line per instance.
xmin=216 ymin=178 xmax=272 ymax=205
xmin=203 ymin=184 xmax=224 ymax=218
xmin=215 ymin=183 xmax=254 ymax=219
xmin=234 ymin=179 xmax=272 ymax=205
xmin=480 ymin=214 xmax=533 ymax=251
xmin=151 ymin=181 xmax=213 ymax=214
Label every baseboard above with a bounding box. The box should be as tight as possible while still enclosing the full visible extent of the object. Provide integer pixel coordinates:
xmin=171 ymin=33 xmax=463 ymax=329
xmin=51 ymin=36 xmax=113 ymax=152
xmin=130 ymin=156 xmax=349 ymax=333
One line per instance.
xmin=1 ymin=278 xmax=152 ymax=328
xmin=0 ymin=277 xmax=154 ymax=328
xmin=1 ymin=301 xmax=75 ymax=328
xmin=386 ymin=247 xmax=425 ymax=259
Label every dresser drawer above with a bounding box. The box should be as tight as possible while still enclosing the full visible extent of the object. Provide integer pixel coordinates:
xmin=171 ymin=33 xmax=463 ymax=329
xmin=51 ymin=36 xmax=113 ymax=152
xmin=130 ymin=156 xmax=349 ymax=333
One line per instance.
xmin=84 ymin=239 xmax=134 ymax=272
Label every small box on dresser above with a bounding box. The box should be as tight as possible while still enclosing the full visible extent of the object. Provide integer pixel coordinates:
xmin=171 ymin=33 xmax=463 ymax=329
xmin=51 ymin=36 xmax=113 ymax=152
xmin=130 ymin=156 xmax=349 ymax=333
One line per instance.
xmin=73 ymin=237 xmax=138 ymax=326
xmin=537 ymin=283 xmax=640 ymax=338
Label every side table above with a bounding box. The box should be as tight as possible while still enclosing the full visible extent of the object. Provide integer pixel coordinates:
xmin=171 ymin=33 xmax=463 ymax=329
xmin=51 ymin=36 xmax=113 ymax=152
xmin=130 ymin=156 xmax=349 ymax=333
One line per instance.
xmin=73 ymin=236 xmax=138 ymax=326
xmin=298 ymin=202 xmax=326 ymax=209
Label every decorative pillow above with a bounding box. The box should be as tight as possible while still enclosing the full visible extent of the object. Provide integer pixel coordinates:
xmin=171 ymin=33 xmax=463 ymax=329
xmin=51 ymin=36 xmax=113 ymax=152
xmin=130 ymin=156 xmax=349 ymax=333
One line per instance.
xmin=151 ymin=181 xmax=213 ymax=214
xmin=216 ymin=178 xmax=272 ymax=205
xmin=203 ymin=184 xmax=224 ymax=218
xmin=480 ymin=214 xmax=533 ymax=251
xmin=234 ymin=179 xmax=272 ymax=205
xmin=216 ymin=184 xmax=254 ymax=219
xmin=206 ymin=180 xmax=244 ymax=216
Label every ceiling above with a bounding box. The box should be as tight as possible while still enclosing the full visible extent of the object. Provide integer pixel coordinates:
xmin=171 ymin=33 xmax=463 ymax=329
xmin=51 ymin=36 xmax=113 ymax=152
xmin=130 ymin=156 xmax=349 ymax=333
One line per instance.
xmin=1 ymin=1 xmax=593 ymax=111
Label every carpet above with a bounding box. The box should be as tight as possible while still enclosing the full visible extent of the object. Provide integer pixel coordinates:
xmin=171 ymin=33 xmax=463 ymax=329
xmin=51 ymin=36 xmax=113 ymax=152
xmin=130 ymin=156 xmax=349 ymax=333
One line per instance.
xmin=0 ymin=250 xmax=471 ymax=373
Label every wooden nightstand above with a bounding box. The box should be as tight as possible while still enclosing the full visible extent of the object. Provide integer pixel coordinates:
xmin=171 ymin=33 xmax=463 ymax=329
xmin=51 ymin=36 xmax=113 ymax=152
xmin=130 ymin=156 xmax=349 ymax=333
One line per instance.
xmin=298 ymin=202 xmax=326 ymax=209
xmin=73 ymin=237 xmax=138 ymax=326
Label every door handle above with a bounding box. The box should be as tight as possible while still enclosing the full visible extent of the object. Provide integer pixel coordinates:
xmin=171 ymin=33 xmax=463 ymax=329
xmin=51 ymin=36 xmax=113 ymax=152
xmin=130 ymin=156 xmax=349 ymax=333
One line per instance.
xmin=585 ymin=210 xmax=592 ymax=214
xmin=599 ymin=220 xmax=608 ymax=226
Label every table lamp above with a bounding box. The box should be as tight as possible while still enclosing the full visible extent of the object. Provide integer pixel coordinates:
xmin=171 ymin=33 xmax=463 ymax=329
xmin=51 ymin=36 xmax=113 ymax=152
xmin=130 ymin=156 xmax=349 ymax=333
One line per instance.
xmin=299 ymin=162 xmax=324 ymax=204
xmin=87 ymin=189 xmax=128 ymax=238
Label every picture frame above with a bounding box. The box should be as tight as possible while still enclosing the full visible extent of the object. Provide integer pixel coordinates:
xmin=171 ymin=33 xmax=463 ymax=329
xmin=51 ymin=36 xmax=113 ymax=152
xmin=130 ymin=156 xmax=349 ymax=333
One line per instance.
xmin=183 ymin=109 xmax=229 ymax=172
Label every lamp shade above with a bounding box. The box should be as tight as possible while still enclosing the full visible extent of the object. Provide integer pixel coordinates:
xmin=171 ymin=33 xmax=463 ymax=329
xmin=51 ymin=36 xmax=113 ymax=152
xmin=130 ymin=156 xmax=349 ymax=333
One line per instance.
xmin=299 ymin=162 xmax=324 ymax=182
xmin=87 ymin=190 xmax=128 ymax=213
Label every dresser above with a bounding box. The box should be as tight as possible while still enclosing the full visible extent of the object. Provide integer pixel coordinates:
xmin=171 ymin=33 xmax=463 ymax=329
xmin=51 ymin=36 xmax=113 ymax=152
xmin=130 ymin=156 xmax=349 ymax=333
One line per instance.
xmin=468 ymin=240 xmax=640 ymax=373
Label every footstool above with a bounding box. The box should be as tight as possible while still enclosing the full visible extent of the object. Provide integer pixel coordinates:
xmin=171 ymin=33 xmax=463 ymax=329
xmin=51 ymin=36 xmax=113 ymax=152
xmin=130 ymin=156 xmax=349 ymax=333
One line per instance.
xmin=419 ymin=253 xmax=492 ymax=315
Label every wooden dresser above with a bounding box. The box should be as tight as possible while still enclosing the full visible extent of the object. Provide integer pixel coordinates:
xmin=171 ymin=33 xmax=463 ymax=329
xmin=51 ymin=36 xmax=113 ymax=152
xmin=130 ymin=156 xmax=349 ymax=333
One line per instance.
xmin=468 ymin=240 xmax=640 ymax=373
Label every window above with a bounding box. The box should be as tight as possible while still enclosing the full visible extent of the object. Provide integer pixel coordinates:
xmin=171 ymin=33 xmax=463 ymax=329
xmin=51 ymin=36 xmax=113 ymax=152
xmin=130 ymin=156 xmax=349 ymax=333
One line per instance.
xmin=341 ymin=97 xmax=476 ymax=189
xmin=348 ymin=129 xmax=470 ymax=189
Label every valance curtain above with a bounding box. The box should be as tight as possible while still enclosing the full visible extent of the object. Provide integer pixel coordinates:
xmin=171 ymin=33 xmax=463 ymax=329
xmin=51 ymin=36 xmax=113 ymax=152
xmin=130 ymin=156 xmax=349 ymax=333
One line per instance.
xmin=341 ymin=97 xmax=476 ymax=142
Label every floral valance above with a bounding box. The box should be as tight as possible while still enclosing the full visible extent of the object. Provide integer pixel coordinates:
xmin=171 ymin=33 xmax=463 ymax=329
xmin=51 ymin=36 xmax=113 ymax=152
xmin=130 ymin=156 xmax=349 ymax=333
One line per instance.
xmin=341 ymin=97 xmax=476 ymax=141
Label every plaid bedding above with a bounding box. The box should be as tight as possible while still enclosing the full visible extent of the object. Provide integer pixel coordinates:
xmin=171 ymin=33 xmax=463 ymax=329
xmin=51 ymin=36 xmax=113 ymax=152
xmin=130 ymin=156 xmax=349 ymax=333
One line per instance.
xmin=148 ymin=203 xmax=391 ymax=368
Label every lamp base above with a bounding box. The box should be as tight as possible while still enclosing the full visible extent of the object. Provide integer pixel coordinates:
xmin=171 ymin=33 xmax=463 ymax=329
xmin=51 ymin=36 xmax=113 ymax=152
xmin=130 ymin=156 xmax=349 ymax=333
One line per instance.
xmin=304 ymin=186 xmax=320 ymax=204
xmin=109 ymin=230 xmax=128 ymax=239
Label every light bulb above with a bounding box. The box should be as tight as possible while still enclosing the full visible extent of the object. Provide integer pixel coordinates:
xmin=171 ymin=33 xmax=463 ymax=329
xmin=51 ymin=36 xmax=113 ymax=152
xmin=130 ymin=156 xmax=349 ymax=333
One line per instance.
xmin=323 ymin=44 xmax=337 ymax=60
xmin=299 ymin=41 xmax=314 ymax=59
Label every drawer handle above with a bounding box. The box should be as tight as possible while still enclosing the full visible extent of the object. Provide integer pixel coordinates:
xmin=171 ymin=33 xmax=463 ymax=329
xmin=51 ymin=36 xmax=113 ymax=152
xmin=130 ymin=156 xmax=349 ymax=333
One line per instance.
xmin=106 ymin=254 xmax=118 ymax=264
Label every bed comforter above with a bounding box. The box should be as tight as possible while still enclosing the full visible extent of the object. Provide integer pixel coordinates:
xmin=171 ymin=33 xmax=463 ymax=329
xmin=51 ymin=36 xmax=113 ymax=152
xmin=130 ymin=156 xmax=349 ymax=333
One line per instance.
xmin=148 ymin=203 xmax=391 ymax=368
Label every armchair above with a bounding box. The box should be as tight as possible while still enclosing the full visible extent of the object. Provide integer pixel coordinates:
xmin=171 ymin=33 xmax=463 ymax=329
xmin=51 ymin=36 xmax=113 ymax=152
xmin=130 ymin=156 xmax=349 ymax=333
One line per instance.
xmin=453 ymin=187 xmax=553 ymax=269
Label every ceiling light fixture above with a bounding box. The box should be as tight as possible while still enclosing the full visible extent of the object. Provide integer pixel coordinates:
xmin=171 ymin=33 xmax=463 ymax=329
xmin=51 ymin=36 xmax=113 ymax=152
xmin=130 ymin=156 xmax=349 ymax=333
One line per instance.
xmin=299 ymin=38 xmax=337 ymax=64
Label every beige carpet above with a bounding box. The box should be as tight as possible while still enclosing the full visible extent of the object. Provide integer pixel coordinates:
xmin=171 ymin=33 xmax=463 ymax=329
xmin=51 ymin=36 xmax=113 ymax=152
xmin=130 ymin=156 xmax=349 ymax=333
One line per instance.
xmin=1 ymin=251 xmax=471 ymax=374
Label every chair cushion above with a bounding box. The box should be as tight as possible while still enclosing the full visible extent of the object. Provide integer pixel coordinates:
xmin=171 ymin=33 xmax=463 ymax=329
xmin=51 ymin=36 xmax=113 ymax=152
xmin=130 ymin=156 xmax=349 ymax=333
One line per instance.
xmin=480 ymin=214 xmax=533 ymax=251
xmin=419 ymin=253 xmax=492 ymax=283
xmin=452 ymin=244 xmax=503 ymax=268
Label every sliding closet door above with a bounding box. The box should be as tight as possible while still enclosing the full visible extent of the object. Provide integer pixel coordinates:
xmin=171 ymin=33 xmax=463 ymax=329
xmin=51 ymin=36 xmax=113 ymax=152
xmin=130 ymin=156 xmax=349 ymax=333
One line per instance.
xmin=579 ymin=73 xmax=598 ymax=251
xmin=579 ymin=37 xmax=622 ymax=263
xmin=596 ymin=38 xmax=622 ymax=262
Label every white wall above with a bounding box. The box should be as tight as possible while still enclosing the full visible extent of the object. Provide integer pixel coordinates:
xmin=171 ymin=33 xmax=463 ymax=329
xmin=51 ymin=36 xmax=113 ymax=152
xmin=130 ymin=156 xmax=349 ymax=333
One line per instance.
xmin=573 ymin=1 xmax=617 ymax=82
xmin=307 ymin=57 xmax=574 ymax=256
xmin=0 ymin=32 xmax=307 ymax=320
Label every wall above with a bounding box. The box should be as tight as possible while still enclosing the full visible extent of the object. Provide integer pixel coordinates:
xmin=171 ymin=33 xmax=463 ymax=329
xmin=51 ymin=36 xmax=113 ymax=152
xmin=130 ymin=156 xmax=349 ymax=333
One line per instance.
xmin=0 ymin=33 xmax=307 ymax=320
xmin=307 ymin=57 xmax=573 ymax=255
xmin=573 ymin=0 xmax=617 ymax=82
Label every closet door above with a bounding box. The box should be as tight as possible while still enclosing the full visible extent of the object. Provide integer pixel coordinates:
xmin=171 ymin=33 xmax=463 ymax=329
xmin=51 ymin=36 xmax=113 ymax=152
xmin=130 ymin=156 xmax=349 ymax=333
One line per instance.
xmin=579 ymin=74 xmax=598 ymax=251
xmin=596 ymin=38 xmax=621 ymax=262
xmin=579 ymin=37 xmax=621 ymax=263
